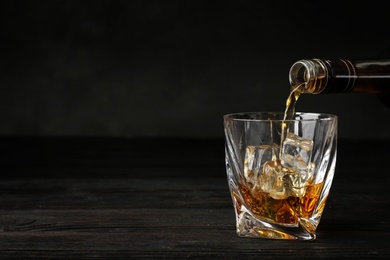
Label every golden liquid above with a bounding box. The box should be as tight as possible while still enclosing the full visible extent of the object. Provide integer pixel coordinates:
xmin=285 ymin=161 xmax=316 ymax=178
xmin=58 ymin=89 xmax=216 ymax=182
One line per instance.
xmin=239 ymin=181 xmax=324 ymax=225
xmin=283 ymin=73 xmax=326 ymax=121
xmin=240 ymin=81 xmax=325 ymax=226
xmin=283 ymin=83 xmax=305 ymax=121
xmin=279 ymin=83 xmax=305 ymax=153
xmin=280 ymin=76 xmax=325 ymax=145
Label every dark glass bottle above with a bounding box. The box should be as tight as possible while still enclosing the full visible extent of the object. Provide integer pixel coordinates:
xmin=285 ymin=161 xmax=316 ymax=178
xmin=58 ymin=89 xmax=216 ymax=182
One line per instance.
xmin=288 ymin=59 xmax=390 ymax=106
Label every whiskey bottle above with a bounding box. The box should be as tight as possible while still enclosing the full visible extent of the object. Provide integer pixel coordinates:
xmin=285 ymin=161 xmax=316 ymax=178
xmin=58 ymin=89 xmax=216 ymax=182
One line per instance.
xmin=288 ymin=58 xmax=390 ymax=106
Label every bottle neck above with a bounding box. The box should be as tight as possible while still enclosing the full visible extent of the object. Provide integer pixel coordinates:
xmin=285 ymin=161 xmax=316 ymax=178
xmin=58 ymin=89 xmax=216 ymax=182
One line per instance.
xmin=289 ymin=59 xmax=358 ymax=94
xmin=289 ymin=58 xmax=390 ymax=94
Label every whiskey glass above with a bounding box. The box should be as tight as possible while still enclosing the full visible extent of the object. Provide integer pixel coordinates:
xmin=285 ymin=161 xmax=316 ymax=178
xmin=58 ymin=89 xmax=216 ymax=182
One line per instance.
xmin=223 ymin=112 xmax=337 ymax=240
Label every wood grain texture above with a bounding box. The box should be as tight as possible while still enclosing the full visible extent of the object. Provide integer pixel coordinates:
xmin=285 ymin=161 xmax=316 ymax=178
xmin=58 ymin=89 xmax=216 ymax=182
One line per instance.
xmin=0 ymin=136 xmax=389 ymax=259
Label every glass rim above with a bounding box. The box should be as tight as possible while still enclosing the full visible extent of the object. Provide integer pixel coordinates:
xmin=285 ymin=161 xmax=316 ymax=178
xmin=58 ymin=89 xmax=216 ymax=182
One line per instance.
xmin=223 ymin=111 xmax=337 ymax=122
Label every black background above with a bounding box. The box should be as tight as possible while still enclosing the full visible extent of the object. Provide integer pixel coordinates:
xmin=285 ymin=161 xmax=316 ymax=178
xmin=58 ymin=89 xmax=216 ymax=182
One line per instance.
xmin=1 ymin=0 xmax=389 ymax=139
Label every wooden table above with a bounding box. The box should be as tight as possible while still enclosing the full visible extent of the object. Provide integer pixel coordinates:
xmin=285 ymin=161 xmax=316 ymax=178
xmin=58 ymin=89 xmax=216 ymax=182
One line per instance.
xmin=0 ymin=136 xmax=389 ymax=259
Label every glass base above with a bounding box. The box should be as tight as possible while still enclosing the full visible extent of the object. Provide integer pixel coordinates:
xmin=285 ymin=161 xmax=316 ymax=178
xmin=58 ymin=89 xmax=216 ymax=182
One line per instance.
xmin=236 ymin=206 xmax=317 ymax=240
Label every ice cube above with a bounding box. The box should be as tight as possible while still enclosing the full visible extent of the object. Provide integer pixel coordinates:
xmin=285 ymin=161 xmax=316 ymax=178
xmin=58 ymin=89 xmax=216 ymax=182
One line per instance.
xmin=243 ymin=145 xmax=279 ymax=184
xmin=281 ymin=133 xmax=315 ymax=197
xmin=281 ymin=133 xmax=313 ymax=173
xmin=259 ymin=159 xmax=294 ymax=200
xmin=285 ymin=163 xmax=315 ymax=197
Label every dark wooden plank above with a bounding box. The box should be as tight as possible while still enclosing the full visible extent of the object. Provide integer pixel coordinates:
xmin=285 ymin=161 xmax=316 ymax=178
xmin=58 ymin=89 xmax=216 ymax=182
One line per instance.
xmin=0 ymin=208 xmax=389 ymax=258
xmin=0 ymin=181 xmax=388 ymax=259
xmin=0 ymin=177 xmax=231 ymax=210
xmin=0 ymin=136 xmax=389 ymax=259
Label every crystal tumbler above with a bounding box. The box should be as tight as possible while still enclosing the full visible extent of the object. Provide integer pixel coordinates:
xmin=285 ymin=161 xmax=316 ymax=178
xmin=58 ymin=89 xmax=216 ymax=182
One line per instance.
xmin=223 ymin=112 xmax=337 ymax=240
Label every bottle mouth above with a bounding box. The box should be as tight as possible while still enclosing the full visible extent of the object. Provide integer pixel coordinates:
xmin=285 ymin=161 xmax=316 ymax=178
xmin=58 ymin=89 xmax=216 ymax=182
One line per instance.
xmin=289 ymin=59 xmax=328 ymax=94
xmin=289 ymin=61 xmax=309 ymax=87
